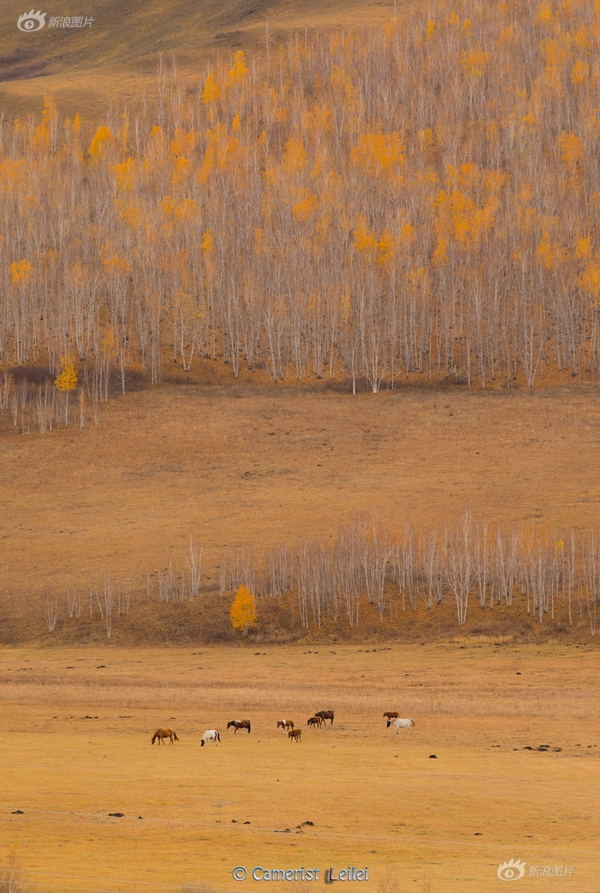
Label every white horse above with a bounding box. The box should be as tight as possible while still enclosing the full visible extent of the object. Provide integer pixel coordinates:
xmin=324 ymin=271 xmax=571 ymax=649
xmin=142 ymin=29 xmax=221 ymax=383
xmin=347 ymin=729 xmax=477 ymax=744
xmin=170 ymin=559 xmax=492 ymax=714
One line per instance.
xmin=387 ymin=718 xmax=415 ymax=733
xmin=200 ymin=729 xmax=221 ymax=746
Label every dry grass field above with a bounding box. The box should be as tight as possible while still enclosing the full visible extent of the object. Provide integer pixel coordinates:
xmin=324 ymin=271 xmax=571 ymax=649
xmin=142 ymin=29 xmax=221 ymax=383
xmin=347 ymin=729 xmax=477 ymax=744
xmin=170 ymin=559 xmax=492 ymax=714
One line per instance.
xmin=1 ymin=378 xmax=600 ymax=641
xmin=1 ymin=643 xmax=598 ymax=893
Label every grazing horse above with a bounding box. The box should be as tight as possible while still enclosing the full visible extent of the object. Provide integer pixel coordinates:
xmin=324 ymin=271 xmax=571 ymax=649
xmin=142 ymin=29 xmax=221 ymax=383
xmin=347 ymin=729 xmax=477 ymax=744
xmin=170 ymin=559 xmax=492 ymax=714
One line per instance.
xmin=315 ymin=710 xmax=334 ymax=725
xmin=383 ymin=711 xmax=400 ymax=720
xmin=307 ymin=716 xmax=323 ymax=728
xmin=227 ymin=719 xmax=251 ymax=734
xmin=277 ymin=720 xmax=294 ymax=730
xmin=387 ymin=718 xmax=415 ymax=733
xmin=288 ymin=729 xmax=302 ymax=743
xmin=151 ymin=727 xmax=179 ymax=745
xmin=200 ymin=729 xmax=221 ymax=746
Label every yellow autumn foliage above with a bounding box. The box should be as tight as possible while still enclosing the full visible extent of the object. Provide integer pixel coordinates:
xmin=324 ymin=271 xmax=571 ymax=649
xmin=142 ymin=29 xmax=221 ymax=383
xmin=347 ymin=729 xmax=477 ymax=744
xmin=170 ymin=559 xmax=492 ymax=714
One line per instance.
xmin=54 ymin=357 xmax=78 ymax=392
xmin=230 ymin=584 xmax=257 ymax=633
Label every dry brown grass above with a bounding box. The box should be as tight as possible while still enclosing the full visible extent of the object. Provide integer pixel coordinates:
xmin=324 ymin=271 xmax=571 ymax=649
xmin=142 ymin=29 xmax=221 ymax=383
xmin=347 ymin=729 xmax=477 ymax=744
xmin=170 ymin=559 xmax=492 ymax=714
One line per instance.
xmin=1 ymin=379 xmax=600 ymax=642
xmin=0 ymin=643 xmax=598 ymax=892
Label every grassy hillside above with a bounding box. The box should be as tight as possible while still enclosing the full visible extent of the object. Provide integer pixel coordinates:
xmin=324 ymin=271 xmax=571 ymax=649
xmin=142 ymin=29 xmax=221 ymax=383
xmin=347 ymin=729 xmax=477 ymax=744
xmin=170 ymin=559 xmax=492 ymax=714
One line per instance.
xmin=1 ymin=375 xmax=599 ymax=644
xmin=0 ymin=0 xmax=413 ymax=118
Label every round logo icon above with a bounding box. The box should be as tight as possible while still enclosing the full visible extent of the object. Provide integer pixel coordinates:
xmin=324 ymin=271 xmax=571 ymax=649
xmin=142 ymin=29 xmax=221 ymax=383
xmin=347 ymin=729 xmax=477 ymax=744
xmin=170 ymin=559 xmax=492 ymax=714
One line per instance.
xmin=498 ymin=859 xmax=527 ymax=881
xmin=232 ymin=866 xmax=247 ymax=882
xmin=17 ymin=10 xmax=46 ymax=31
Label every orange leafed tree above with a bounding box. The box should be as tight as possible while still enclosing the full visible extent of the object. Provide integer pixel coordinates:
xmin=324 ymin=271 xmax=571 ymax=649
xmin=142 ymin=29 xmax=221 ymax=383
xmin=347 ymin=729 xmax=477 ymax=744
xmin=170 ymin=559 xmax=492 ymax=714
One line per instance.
xmin=202 ymin=72 xmax=221 ymax=104
xmin=226 ymin=51 xmax=248 ymax=86
xmin=88 ymin=125 xmax=113 ymax=164
xmin=10 ymin=259 xmax=33 ymax=285
xmin=230 ymin=584 xmax=257 ymax=634
xmin=54 ymin=357 xmax=78 ymax=392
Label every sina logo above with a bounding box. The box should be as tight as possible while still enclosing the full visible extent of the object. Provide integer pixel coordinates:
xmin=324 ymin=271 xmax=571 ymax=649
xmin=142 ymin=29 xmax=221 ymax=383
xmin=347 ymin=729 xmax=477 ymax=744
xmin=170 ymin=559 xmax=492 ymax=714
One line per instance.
xmin=18 ymin=10 xmax=47 ymax=31
xmin=497 ymin=860 xmax=527 ymax=882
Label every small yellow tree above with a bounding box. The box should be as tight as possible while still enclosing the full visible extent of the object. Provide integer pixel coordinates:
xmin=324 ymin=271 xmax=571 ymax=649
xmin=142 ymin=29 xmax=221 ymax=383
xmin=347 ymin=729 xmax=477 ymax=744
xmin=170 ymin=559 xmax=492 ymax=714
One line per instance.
xmin=54 ymin=357 xmax=78 ymax=426
xmin=230 ymin=584 xmax=257 ymax=635
xmin=88 ymin=125 xmax=113 ymax=165
xmin=54 ymin=357 xmax=78 ymax=392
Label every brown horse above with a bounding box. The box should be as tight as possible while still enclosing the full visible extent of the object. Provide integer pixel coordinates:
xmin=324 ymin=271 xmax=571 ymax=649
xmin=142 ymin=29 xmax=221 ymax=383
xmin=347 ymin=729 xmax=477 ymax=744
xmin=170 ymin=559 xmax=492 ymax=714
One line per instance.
xmin=315 ymin=710 xmax=334 ymax=725
xmin=383 ymin=711 xmax=399 ymax=720
xmin=277 ymin=720 xmax=294 ymax=730
xmin=288 ymin=728 xmax=302 ymax=742
xmin=151 ymin=727 xmax=179 ymax=745
xmin=307 ymin=716 xmax=323 ymax=728
xmin=227 ymin=719 xmax=251 ymax=734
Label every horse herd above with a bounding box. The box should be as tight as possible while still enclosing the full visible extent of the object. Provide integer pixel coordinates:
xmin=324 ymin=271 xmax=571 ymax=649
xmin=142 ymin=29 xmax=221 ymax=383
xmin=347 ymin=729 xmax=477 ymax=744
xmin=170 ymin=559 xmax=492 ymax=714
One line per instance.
xmin=151 ymin=711 xmax=415 ymax=747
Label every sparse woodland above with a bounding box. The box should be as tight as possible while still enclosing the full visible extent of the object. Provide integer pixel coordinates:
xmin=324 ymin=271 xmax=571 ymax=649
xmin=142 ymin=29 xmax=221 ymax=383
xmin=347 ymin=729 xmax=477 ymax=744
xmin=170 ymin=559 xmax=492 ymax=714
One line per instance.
xmin=42 ymin=516 xmax=599 ymax=641
xmin=1 ymin=0 xmax=600 ymax=400
xmin=223 ymin=516 xmax=599 ymax=636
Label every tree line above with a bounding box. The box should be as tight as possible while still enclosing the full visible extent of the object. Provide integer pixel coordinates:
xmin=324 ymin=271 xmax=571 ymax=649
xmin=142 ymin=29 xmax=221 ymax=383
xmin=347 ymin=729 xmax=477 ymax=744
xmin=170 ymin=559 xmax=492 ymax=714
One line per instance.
xmin=42 ymin=516 xmax=599 ymax=639
xmin=2 ymin=0 xmax=600 ymax=392
xmin=220 ymin=515 xmax=599 ymax=635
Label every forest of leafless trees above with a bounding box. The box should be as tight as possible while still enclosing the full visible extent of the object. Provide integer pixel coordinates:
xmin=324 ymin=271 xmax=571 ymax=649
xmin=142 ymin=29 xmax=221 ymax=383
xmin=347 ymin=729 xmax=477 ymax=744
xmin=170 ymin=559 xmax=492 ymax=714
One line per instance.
xmin=45 ymin=517 xmax=598 ymax=639
xmin=2 ymin=0 xmax=600 ymax=396
xmin=220 ymin=516 xmax=598 ymax=635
